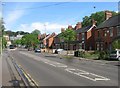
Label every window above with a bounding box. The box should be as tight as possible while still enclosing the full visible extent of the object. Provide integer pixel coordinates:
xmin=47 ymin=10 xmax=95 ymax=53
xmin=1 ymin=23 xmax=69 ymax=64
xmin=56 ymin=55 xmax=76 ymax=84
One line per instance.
xmin=101 ymin=43 xmax=103 ymax=50
xmin=109 ymin=27 xmax=113 ymax=37
xmin=77 ymin=34 xmax=79 ymax=40
xmin=117 ymin=26 xmax=120 ymax=36
xmin=79 ymin=43 xmax=82 ymax=49
xmin=104 ymin=30 xmax=107 ymax=36
xmin=82 ymin=33 xmax=85 ymax=40
xmin=96 ymin=43 xmax=99 ymax=50
xmin=98 ymin=30 xmax=100 ymax=37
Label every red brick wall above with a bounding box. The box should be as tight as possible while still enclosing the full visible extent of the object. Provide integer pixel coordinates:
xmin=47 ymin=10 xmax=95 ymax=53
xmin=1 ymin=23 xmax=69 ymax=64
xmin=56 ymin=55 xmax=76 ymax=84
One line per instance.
xmin=95 ymin=27 xmax=118 ymax=50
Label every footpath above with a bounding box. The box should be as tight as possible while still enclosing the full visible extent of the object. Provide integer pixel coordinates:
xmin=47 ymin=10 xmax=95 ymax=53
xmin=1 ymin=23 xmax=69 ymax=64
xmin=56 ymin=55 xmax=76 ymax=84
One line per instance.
xmin=2 ymin=51 xmax=23 ymax=87
xmin=41 ymin=52 xmax=119 ymax=67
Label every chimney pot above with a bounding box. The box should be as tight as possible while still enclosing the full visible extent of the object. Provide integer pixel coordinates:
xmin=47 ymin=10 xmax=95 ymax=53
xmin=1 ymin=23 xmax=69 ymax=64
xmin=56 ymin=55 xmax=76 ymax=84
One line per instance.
xmin=75 ymin=22 xmax=82 ymax=30
xmin=105 ymin=11 xmax=112 ymax=20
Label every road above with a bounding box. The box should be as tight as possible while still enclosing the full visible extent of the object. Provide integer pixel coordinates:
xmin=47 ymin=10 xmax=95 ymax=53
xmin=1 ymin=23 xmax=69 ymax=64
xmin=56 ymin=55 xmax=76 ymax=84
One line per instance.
xmin=2 ymin=48 xmax=119 ymax=87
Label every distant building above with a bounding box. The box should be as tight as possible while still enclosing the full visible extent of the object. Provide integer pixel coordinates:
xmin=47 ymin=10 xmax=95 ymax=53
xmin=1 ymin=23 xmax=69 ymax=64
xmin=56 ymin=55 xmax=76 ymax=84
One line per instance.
xmin=9 ymin=34 xmax=23 ymax=41
xmin=16 ymin=34 xmax=23 ymax=40
xmin=3 ymin=35 xmax=11 ymax=46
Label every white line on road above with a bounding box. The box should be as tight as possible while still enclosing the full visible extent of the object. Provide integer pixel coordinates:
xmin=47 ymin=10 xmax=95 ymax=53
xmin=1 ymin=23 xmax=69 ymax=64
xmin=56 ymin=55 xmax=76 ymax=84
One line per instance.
xmin=65 ymin=68 xmax=110 ymax=81
xmin=20 ymin=51 xmax=110 ymax=81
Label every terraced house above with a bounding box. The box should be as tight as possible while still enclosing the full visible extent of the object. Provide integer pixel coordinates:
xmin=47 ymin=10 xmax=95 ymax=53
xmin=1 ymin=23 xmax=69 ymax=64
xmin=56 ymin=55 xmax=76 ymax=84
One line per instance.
xmin=95 ymin=11 xmax=120 ymax=51
xmin=53 ymin=20 xmax=96 ymax=51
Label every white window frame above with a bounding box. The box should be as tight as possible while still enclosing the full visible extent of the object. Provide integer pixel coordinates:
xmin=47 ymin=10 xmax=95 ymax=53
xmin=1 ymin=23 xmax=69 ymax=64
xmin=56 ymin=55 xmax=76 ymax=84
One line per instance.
xmin=109 ymin=27 xmax=113 ymax=37
xmin=82 ymin=33 xmax=85 ymax=40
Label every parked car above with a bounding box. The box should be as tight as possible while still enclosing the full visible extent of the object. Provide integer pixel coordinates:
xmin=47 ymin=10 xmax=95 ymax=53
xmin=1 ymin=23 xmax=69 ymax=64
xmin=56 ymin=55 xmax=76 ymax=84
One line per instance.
xmin=34 ymin=48 xmax=41 ymax=53
xmin=28 ymin=48 xmax=32 ymax=51
xmin=109 ymin=49 xmax=120 ymax=60
xmin=54 ymin=49 xmax=64 ymax=54
xmin=9 ymin=45 xmax=15 ymax=49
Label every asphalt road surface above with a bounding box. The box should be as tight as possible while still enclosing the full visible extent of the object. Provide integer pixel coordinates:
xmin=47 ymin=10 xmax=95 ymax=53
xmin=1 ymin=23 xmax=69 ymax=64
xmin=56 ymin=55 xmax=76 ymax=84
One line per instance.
xmin=3 ymin=48 xmax=119 ymax=87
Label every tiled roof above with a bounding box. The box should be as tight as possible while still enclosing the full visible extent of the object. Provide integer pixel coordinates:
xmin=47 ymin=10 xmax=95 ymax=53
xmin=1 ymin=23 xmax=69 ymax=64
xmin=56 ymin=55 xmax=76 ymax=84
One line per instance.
xmin=75 ymin=25 xmax=92 ymax=33
xmin=96 ymin=14 xmax=120 ymax=29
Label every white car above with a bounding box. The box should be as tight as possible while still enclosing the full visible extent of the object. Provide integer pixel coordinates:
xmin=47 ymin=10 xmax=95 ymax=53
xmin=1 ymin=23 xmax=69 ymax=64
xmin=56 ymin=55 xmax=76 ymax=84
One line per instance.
xmin=109 ymin=49 xmax=120 ymax=60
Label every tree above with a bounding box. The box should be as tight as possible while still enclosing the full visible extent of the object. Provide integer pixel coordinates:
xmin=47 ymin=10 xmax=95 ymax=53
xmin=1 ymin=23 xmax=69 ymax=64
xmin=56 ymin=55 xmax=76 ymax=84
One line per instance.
xmin=31 ymin=29 xmax=40 ymax=35
xmin=82 ymin=11 xmax=118 ymax=27
xmin=2 ymin=37 xmax=7 ymax=48
xmin=21 ymin=33 xmax=39 ymax=49
xmin=112 ymin=39 xmax=120 ymax=50
xmin=59 ymin=28 xmax=76 ymax=53
xmin=13 ymin=39 xmax=21 ymax=46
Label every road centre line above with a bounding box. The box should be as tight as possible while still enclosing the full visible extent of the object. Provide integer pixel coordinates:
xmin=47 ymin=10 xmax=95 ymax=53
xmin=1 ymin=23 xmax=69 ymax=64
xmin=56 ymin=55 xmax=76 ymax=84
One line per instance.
xmin=20 ymin=51 xmax=110 ymax=81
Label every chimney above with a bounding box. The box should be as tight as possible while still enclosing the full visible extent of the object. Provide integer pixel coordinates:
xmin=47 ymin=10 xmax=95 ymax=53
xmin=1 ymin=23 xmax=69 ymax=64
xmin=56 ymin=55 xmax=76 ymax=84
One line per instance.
xmin=75 ymin=22 xmax=82 ymax=30
xmin=105 ymin=11 xmax=112 ymax=20
xmin=68 ymin=25 xmax=73 ymax=29
xmin=92 ymin=19 xmax=97 ymax=25
xmin=61 ymin=28 xmax=65 ymax=33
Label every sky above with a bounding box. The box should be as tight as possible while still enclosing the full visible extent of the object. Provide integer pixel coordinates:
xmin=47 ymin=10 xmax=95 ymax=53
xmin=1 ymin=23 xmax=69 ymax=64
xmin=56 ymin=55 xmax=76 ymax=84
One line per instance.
xmin=2 ymin=1 xmax=119 ymax=34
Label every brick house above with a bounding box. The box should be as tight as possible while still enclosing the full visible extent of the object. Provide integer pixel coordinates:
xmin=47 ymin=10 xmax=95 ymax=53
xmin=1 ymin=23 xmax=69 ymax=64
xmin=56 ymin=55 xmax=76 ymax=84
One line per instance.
xmin=53 ymin=21 xmax=96 ymax=51
xmin=75 ymin=21 xmax=96 ymax=50
xmin=38 ymin=33 xmax=46 ymax=48
xmin=46 ymin=32 xmax=56 ymax=49
xmin=95 ymin=11 xmax=120 ymax=51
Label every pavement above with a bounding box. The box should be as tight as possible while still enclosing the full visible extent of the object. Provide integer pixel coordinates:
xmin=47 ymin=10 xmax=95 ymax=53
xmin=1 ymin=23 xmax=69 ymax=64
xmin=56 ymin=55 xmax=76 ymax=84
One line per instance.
xmin=2 ymin=50 xmax=24 ymax=87
xmin=4 ymin=48 xmax=118 ymax=87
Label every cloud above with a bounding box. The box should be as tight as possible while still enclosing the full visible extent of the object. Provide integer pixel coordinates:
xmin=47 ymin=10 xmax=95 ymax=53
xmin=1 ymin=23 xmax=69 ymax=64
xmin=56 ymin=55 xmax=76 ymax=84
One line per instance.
xmin=5 ymin=10 xmax=24 ymax=25
xmin=17 ymin=22 xmax=68 ymax=34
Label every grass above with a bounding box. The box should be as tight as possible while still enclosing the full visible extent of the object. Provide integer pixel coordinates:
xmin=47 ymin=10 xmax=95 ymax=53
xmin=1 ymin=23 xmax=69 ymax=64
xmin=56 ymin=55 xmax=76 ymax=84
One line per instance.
xmin=83 ymin=52 xmax=99 ymax=59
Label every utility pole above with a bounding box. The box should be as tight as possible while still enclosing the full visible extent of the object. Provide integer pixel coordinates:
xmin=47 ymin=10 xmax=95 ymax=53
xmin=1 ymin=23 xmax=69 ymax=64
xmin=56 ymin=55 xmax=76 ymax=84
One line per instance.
xmin=0 ymin=1 xmax=3 ymax=87
xmin=0 ymin=1 xmax=3 ymax=55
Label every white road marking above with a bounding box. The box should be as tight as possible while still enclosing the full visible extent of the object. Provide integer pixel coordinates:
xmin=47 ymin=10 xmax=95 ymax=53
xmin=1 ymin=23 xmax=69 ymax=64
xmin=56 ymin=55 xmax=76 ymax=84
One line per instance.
xmin=20 ymin=51 xmax=110 ymax=81
xmin=65 ymin=68 xmax=110 ymax=81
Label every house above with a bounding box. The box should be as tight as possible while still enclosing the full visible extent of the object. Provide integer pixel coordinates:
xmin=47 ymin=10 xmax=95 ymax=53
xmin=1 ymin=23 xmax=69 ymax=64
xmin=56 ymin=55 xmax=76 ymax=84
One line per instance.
xmin=53 ymin=21 xmax=96 ymax=51
xmin=38 ymin=33 xmax=46 ymax=48
xmin=46 ymin=32 xmax=56 ymax=49
xmin=95 ymin=11 xmax=120 ymax=51
xmin=38 ymin=33 xmax=56 ymax=52
xmin=75 ymin=20 xmax=96 ymax=50
xmin=3 ymin=35 xmax=11 ymax=47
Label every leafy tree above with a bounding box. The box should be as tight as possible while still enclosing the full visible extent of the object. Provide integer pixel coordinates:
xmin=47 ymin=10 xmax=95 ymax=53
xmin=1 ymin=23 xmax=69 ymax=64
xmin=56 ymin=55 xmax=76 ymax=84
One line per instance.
xmin=2 ymin=37 xmax=7 ymax=48
xmin=82 ymin=11 xmax=118 ymax=27
xmin=31 ymin=29 xmax=40 ymax=35
xmin=21 ymin=33 xmax=39 ymax=49
xmin=59 ymin=28 xmax=76 ymax=53
xmin=13 ymin=39 xmax=21 ymax=46
xmin=112 ymin=39 xmax=120 ymax=50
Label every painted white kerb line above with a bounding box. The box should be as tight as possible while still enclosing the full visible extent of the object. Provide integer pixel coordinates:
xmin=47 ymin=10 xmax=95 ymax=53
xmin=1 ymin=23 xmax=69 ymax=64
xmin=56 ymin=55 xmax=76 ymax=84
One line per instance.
xmin=20 ymin=51 xmax=110 ymax=81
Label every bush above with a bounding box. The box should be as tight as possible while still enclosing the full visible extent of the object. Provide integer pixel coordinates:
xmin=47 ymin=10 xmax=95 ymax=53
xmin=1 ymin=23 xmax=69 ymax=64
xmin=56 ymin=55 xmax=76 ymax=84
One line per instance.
xmin=98 ymin=51 xmax=109 ymax=60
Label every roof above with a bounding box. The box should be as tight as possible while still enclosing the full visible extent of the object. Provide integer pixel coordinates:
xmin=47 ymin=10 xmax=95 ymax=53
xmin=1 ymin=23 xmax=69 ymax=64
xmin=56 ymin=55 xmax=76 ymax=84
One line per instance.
xmin=54 ymin=33 xmax=61 ymax=38
xmin=43 ymin=33 xmax=56 ymax=40
xmin=75 ymin=25 xmax=92 ymax=33
xmin=96 ymin=14 xmax=120 ymax=29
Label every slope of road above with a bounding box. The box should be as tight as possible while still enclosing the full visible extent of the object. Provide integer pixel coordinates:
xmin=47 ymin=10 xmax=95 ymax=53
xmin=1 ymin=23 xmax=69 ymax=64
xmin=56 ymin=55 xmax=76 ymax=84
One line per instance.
xmin=7 ymin=49 xmax=119 ymax=87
